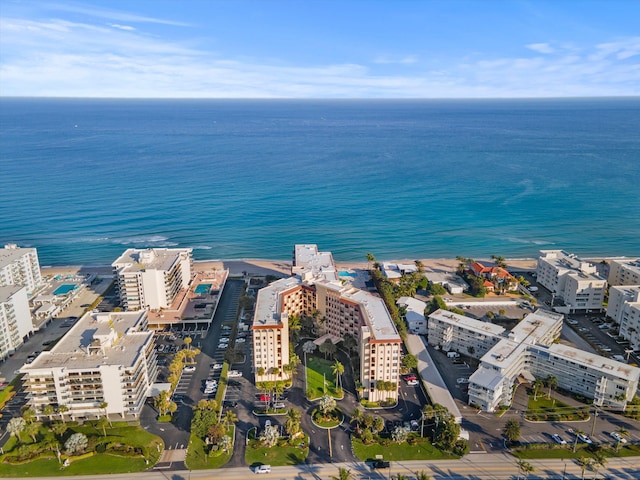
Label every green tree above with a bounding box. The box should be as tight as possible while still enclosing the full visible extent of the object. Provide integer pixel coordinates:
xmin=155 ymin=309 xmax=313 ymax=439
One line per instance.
xmin=504 ymin=419 xmax=521 ymax=443
xmin=331 ymin=360 xmax=344 ymax=389
xmin=42 ymin=404 xmax=55 ymax=422
xmin=366 ymin=253 xmax=376 ymax=271
xmin=207 ymin=422 xmax=226 ymax=445
xmin=516 ymin=459 xmax=535 ymax=479
xmin=23 ymin=420 xmax=41 ymax=443
xmin=57 ymin=405 xmax=68 ymax=423
xmin=415 ymin=471 xmax=432 ymax=480
xmin=154 ymin=390 xmax=171 ymax=416
xmin=288 ymin=314 xmax=301 ymax=342
xmin=7 ymin=417 xmax=26 ymax=443
xmin=426 ymin=295 xmax=448 ymax=314
xmin=342 ymin=334 xmax=357 ymax=355
xmin=392 ymin=425 xmax=409 ymax=443
xmin=65 ymin=432 xmax=88 ymax=454
xmin=184 ymin=336 xmax=192 ymax=350
xmin=573 ymin=428 xmax=586 ymax=453
xmin=285 ymin=408 xmax=302 ymax=438
xmin=331 ymin=467 xmax=352 ymax=480
xmin=99 ymin=401 xmax=111 ymax=426
xmin=96 ymin=416 xmax=109 ymax=437
xmin=21 ymin=407 xmax=36 ymax=424
xmin=545 ymin=375 xmax=558 ymax=401
xmin=532 ymin=378 xmax=545 ymax=401
xmin=222 ymin=409 xmax=238 ymax=428
xmin=259 ymin=424 xmax=279 ymax=448
xmin=319 ymin=395 xmax=336 ymax=415
xmin=373 ymin=416 xmax=385 ymax=433
xmin=351 ymin=407 xmax=363 ymax=427
xmin=319 ymin=339 xmax=337 ymax=359
xmin=50 ymin=421 xmax=67 ymax=440
xmin=401 ymin=353 xmax=418 ymax=372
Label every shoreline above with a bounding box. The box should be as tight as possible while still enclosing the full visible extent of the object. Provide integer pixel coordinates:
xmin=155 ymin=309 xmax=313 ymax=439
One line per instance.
xmin=39 ymin=256 xmax=626 ymax=278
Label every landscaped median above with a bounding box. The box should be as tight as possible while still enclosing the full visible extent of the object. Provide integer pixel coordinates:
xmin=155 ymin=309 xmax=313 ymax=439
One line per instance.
xmin=525 ymin=395 xmax=590 ymax=422
xmin=352 ymin=435 xmax=457 ymax=462
xmin=245 ymin=428 xmax=309 ymax=466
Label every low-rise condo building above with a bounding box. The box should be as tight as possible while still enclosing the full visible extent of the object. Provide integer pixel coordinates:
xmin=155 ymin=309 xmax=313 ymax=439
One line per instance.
xmin=397 ymin=296 xmax=428 ymax=335
xmin=0 ymin=285 xmax=33 ymax=360
xmin=427 ymin=308 xmax=639 ymax=411
xmin=112 ymin=248 xmax=192 ymax=310
xmin=536 ymin=250 xmax=606 ymax=312
xmin=21 ymin=310 xmax=157 ymax=421
xmin=608 ymin=259 xmax=640 ymax=286
xmin=0 ymin=244 xmax=42 ymax=295
xmin=253 ymin=245 xmax=402 ymax=402
xmin=607 ymin=286 xmax=640 ymax=351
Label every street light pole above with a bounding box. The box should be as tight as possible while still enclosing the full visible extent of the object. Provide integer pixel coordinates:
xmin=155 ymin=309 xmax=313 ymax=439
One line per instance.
xmin=591 ymin=405 xmax=599 ymax=437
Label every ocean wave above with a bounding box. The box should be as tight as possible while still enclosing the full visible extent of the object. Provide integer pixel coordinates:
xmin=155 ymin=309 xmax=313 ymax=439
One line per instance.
xmin=111 ymin=235 xmax=176 ymax=246
xmin=192 ymin=245 xmax=213 ymax=250
xmin=507 ymin=237 xmax=555 ymax=246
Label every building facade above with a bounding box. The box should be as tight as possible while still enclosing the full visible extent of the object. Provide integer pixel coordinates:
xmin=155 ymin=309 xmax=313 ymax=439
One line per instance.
xmin=536 ymin=250 xmax=607 ymax=312
xmin=112 ymin=248 xmax=192 ymax=310
xmin=21 ymin=311 xmax=157 ymax=420
xmin=253 ymin=245 xmax=402 ymax=402
xmin=0 ymin=285 xmax=33 ymax=360
xmin=0 ymin=244 xmax=42 ymax=295
xmin=608 ymin=259 xmax=640 ymax=286
xmin=397 ymin=296 xmax=428 ymax=335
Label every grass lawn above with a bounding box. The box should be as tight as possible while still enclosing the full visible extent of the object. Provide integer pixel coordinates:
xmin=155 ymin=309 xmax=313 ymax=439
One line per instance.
xmin=525 ymin=394 xmax=589 ymax=422
xmin=306 ymin=356 xmax=341 ymax=400
xmin=0 ymin=423 xmax=162 ymax=477
xmin=185 ymin=430 xmax=233 ymax=469
xmin=352 ymin=436 xmax=457 ymax=461
xmin=514 ymin=444 xmax=640 ymax=460
xmin=245 ymin=433 xmax=309 ymax=466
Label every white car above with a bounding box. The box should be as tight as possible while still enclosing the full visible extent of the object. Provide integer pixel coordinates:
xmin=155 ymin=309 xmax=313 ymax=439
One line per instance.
xmin=610 ymin=432 xmax=627 ymax=443
xmin=406 ymin=380 xmax=419 ymax=386
xmin=219 ymin=337 xmax=230 ymax=343
xmin=183 ymin=365 xmax=196 ymax=373
xmin=577 ymin=433 xmax=593 ymax=444
xmin=457 ymin=377 xmax=469 ymax=384
xmin=217 ymin=344 xmax=228 ymax=349
xmin=552 ymin=434 xmax=567 ymax=445
xmin=211 ymin=363 xmax=222 ymax=370
xmin=228 ymin=370 xmax=243 ymax=378
xmin=236 ymin=338 xmax=246 ymax=343
xmin=254 ymin=465 xmax=271 ymax=474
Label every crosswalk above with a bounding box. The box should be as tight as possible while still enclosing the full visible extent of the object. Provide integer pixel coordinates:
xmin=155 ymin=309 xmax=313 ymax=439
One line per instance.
xmin=521 ymin=430 xmax=640 ymax=445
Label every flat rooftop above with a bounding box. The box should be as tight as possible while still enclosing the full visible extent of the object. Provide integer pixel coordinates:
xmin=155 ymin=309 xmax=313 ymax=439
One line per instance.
xmin=509 ymin=309 xmax=563 ymax=342
xmin=253 ymin=276 xmax=302 ymax=328
xmin=541 ymin=343 xmax=640 ymax=382
xmin=539 ymin=250 xmax=603 ymax=279
xmin=292 ymin=244 xmax=337 ymax=282
xmin=112 ymin=248 xmax=191 ymax=273
xmin=22 ymin=311 xmax=152 ymax=371
xmin=429 ymin=309 xmax=505 ymax=337
xmin=0 ymin=284 xmax=24 ymax=301
xmin=0 ymin=245 xmax=37 ymax=268
xmin=338 ymin=284 xmax=400 ymax=342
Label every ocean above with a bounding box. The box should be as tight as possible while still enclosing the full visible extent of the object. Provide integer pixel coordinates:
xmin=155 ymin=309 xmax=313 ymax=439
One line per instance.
xmin=1 ymin=98 xmax=639 ymax=266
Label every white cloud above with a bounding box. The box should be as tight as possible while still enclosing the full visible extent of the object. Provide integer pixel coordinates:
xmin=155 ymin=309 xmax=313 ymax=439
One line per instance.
xmin=108 ymin=23 xmax=136 ymax=31
xmin=526 ymin=43 xmax=555 ymax=54
xmin=46 ymin=2 xmax=191 ymax=26
xmin=1 ymin=14 xmax=639 ymax=98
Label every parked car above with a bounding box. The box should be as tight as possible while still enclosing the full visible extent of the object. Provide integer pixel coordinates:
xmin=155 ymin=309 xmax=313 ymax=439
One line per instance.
xmin=567 ymin=320 xmax=579 ymax=325
xmin=403 ymin=374 xmax=417 ymax=382
xmin=410 ymin=420 xmax=419 ymax=431
xmin=273 ymin=402 xmax=286 ymax=409
xmin=372 ymin=460 xmax=390 ymax=469
xmin=183 ymin=365 xmax=196 ymax=373
xmin=259 ymin=394 xmax=271 ymax=402
xmin=254 ymin=464 xmax=271 ymax=474
xmin=406 ymin=380 xmax=419 ymax=386
xmin=211 ymin=363 xmax=222 ymax=370
xmin=610 ymin=432 xmax=627 ymax=443
xmin=228 ymin=370 xmax=243 ymax=377
xmin=457 ymin=377 xmax=469 ymax=384
xmin=577 ymin=433 xmax=593 ymax=444
xmin=223 ymin=401 xmax=238 ymax=408
xmin=552 ymin=434 xmax=567 ymax=445
xmin=217 ymin=344 xmax=227 ymax=349
xmin=236 ymin=338 xmax=246 ymax=343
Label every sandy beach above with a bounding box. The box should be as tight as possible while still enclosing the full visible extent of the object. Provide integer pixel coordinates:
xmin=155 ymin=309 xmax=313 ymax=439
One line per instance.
xmin=40 ymin=257 xmax=539 ymax=279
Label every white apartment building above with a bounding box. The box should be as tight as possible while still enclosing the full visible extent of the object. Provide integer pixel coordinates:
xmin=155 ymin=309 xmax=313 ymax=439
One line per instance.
xmin=536 ymin=250 xmax=607 ymax=312
xmin=427 ymin=308 xmax=638 ymax=411
xmin=397 ymin=296 xmax=428 ymax=335
xmin=253 ymin=245 xmax=402 ymax=403
xmin=0 ymin=285 xmax=33 ymax=360
xmin=608 ymin=259 xmax=640 ymax=286
xmin=0 ymin=244 xmax=42 ymax=295
xmin=427 ymin=309 xmax=505 ymax=358
xmin=607 ymin=286 xmax=640 ymax=324
xmin=21 ymin=311 xmax=157 ymax=420
xmin=112 ymin=248 xmax=192 ymax=310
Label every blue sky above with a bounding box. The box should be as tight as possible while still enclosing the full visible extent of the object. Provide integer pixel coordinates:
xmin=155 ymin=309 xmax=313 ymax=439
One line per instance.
xmin=1 ymin=0 xmax=639 ymax=98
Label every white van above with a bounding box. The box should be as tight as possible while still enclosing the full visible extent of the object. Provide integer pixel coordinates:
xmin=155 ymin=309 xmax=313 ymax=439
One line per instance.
xmin=255 ymin=464 xmax=271 ymax=474
xmin=447 ymin=351 xmax=460 ymax=358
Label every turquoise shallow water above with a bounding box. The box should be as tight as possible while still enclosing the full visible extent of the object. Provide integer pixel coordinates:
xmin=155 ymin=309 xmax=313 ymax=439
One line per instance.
xmin=1 ymin=98 xmax=639 ymax=266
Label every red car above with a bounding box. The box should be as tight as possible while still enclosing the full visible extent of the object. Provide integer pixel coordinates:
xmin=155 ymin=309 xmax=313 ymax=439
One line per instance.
xmin=259 ymin=394 xmax=271 ymax=402
xmin=403 ymin=375 xmax=417 ymax=382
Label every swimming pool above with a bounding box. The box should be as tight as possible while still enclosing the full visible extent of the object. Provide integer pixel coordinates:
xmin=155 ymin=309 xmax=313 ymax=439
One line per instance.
xmin=194 ymin=283 xmax=212 ymax=294
xmin=338 ymin=271 xmax=357 ymax=278
xmin=54 ymin=284 xmax=77 ymax=295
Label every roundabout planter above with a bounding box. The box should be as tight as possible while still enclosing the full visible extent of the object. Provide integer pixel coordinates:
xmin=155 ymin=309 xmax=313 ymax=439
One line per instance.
xmin=310 ymin=408 xmax=344 ymax=429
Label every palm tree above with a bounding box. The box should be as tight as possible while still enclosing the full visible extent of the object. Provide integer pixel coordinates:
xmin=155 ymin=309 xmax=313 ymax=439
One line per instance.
xmin=545 ymin=375 xmax=558 ymax=401
xmin=366 ymin=253 xmax=375 ymax=271
xmin=96 ymin=416 xmax=109 ymax=437
xmin=342 ymin=333 xmax=357 ymax=355
xmin=319 ymin=339 xmax=336 ymax=359
xmin=331 ymin=360 xmax=344 ymax=390
xmin=516 ymin=459 xmax=535 ymax=479
xmin=99 ymin=401 xmax=111 ymax=426
xmin=373 ymin=416 xmax=385 ymax=433
xmin=504 ymin=419 xmax=521 ymax=443
xmin=591 ymin=453 xmax=607 ymax=479
xmin=415 ymin=471 xmax=432 ymax=480
xmin=532 ymin=378 xmax=545 ymax=401
xmin=57 ymin=405 xmax=68 ymax=423
xmin=50 ymin=421 xmax=67 ymax=440
xmin=21 ymin=407 xmax=36 ymax=424
xmin=302 ymin=340 xmax=316 ymax=368
xmin=23 ymin=421 xmax=41 ymax=443
xmin=331 ymin=466 xmax=352 ymax=480
xmin=576 ymin=456 xmax=592 ymax=480
xmin=351 ymin=407 xmax=363 ymax=428
xmin=184 ymin=336 xmax=192 ymax=350
xmin=288 ymin=314 xmax=301 ymax=342
xmin=7 ymin=417 xmax=26 ymax=443
xmin=285 ymin=408 xmax=302 ymax=438
xmin=222 ymin=409 xmax=238 ymax=428
xmin=421 ymin=404 xmax=435 ymax=439
xmin=43 ymin=405 xmax=55 ymax=422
